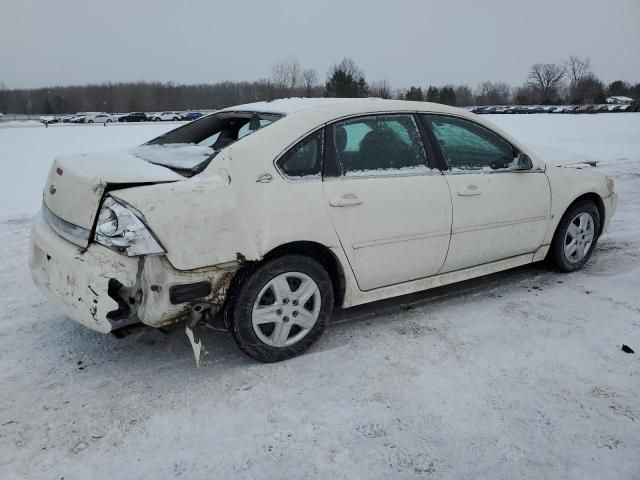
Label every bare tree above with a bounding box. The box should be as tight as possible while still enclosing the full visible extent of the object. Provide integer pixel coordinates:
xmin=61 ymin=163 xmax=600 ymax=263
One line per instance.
xmin=475 ymin=81 xmax=510 ymax=105
xmin=302 ymin=68 xmax=318 ymax=96
xmin=527 ymin=63 xmax=565 ymax=103
xmin=370 ymin=79 xmax=392 ymax=99
xmin=564 ymin=55 xmax=591 ymax=101
xmin=514 ymin=84 xmax=537 ymax=105
xmin=454 ymin=85 xmax=474 ymax=106
xmin=271 ymin=57 xmax=302 ymax=90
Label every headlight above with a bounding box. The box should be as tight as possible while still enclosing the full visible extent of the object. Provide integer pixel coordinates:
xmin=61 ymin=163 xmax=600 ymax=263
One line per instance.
xmin=94 ymin=197 xmax=165 ymax=256
xmin=606 ymin=176 xmax=615 ymax=196
xmin=97 ymin=205 xmax=118 ymax=236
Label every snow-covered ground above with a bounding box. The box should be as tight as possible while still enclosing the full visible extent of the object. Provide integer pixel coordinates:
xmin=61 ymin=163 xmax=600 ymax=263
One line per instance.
xmin=1 ymin=115 xmax=639 ymax=479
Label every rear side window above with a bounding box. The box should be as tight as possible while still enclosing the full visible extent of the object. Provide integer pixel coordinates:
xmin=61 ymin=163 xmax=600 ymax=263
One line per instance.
xmin=424 ymin=115 xmax=516 ymax=171
xmin=328 ymin=114 xmax=428 ymax=176
xmin=277 ymin=130 xmax=323 ymax=178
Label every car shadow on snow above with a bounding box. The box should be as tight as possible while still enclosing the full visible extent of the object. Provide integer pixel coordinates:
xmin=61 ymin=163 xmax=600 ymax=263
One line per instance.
xmin=44 ymin=262 xmax=559 ymax=374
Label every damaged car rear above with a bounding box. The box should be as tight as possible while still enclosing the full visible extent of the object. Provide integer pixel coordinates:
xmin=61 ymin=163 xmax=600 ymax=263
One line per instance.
xmin=30 ymin=109 xmax=281 ymax=341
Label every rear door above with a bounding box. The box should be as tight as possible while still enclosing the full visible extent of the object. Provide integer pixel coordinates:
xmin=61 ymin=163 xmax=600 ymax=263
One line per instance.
xmin=322 ymin=114 xmax=452 ymax=291
xmin=421 ymin=114 xmax=551 ymax=272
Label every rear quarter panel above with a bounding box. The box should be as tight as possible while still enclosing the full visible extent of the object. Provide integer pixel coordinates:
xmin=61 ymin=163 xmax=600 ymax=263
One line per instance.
xmin=112 ymin=141 xmax=341 ymax=271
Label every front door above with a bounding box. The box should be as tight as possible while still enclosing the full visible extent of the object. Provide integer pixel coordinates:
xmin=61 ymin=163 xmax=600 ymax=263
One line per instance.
xmin=323 ymin=114 xmax=452 ymax=291
xmin=422 ymin=114 xmax=551 ymax=272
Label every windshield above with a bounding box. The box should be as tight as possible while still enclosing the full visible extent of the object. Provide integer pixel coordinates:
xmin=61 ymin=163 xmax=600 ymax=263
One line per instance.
xmin=138 ymin=111 xmax=282 ymax=175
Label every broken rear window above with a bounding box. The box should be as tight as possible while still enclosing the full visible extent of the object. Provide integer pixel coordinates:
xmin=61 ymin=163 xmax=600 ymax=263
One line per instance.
xmin=137 ymin=111 xmax=282 ymax=175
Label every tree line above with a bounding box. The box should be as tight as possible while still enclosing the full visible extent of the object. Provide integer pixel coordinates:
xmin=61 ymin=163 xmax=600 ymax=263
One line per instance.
xmin=0 ymin=55 xmax=638 ymax=114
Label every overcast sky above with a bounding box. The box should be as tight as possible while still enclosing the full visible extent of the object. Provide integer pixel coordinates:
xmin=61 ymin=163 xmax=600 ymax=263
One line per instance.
xmin=2 ymin=0 xmax=639 ymax=90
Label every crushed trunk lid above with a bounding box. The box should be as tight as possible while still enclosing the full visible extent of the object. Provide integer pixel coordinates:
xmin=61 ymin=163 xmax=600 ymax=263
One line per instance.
xmin=43 ymin=150 xmax=184 ymax=246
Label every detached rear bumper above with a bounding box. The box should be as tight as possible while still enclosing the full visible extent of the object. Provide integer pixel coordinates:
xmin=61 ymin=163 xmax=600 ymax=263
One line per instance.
xmin=29 ymin=210 xmax=237 ymax=333
xmin=602 ymin=193 xmax=618 ymax=233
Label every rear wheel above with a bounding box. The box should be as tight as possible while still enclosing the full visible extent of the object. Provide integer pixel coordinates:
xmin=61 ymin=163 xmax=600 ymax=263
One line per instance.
xmin=548 ymin=200 xmax=600 ymax=272
xmin=225 ymin=255 xmax=334 ymax=362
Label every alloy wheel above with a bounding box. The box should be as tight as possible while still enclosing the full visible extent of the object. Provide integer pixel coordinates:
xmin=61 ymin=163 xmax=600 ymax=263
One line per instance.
xmin=564 ymin=212 xmax=595 ymax=263
xmin=252 ymin=272 xmax=321 ymax=347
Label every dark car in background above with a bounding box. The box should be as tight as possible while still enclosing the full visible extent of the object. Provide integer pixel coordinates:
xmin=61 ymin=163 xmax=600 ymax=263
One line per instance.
xmin=183 ymin=111 xmax=205 ymax=121
xmin=119 ymin=112 xmax=148 ymax=122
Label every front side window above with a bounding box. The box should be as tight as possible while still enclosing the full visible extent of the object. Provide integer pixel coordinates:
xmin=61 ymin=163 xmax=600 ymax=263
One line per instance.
xmin=424 ymin=115 xmax=516 ymax=171
xmin=329 ymin=114 xmax=429 ymax=176
xmin=277 ymin=130 xmax=323 ymax=178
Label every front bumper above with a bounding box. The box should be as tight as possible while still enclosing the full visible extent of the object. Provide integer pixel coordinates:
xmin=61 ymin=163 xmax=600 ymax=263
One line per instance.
xmin=29 ymin=210 xmax=237 ymax=333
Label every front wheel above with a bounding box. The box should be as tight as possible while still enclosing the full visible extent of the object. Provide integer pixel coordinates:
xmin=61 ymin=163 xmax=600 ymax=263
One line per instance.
xmin=225 ymin=255 xmax=334 ymax=362
xmin=548 ymin=200 xmax=601 ymax=272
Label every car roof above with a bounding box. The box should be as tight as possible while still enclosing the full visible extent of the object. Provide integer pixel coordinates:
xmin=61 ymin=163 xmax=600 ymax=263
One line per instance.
xmin=220 ymin=97 xmax=465 ymax=117
xmin=211 ymin=97 xmax=532 ymax=172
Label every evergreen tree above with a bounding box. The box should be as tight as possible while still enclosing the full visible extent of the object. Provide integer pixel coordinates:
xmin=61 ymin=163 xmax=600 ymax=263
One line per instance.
xmin=324 ymin=58 xmax=369 ymax=98
xmin=404 ymin=86 xmax=424 ymax=101
xmin=607 ymin=80 xmax=629 ymax=97
xmin=426 ymin=86 xmax=440 ymax=102
xmin=439 ymin=86 xmax=457 ymax=106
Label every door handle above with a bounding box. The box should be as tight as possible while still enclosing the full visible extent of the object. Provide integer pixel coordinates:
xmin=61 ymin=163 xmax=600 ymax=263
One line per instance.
xmin=330 ymin=193 xmax=363 ymax=207
xmin=457 ymin=185 xmax=482 ymax=196
xmin=256 ymin=173 xmax=273 ymax=183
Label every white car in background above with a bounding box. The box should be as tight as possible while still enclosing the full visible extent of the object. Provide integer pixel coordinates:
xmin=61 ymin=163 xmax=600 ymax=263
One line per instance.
xmin=150 ymin=111 xmax=183 ymax=122
xmin=83 ymin=113 xmax=117 ymax=124
xmin=30 ymin=99 xmax=617 ymax=363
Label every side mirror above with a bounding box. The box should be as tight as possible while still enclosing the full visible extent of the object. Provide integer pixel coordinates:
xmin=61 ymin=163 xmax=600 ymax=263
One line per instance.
xmin=515 ymin=153 xmax=533 ymax=171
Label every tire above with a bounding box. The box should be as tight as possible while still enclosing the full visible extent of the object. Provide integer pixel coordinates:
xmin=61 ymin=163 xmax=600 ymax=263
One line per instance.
xmin=173 ymin=117 xmax=179 ymax=121
xmin=107 ymin=119 xmax=112 ymax=123
xmin=154 ymin=117 xmax=160 ymax=122
xmin=88 ymin=120 xmax=94 ymax=123
xmin=548 ymin=200 xmax=601 ymax=272
xmin=225 ymin=255 xmax=334 ymax=362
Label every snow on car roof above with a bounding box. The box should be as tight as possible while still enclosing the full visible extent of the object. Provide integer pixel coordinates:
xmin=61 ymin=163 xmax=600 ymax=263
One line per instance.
xmin=220 ymin=97 xmax=461 ymax=116
xmin=220 ymin=98 xmax=367 ymax=115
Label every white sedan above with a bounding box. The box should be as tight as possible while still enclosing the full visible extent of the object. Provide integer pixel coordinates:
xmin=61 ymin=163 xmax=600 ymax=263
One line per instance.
xmin=30 ymin=99 xmax=617 ymax=362
xmin=83 ymin=113 xmax=118 ymax=124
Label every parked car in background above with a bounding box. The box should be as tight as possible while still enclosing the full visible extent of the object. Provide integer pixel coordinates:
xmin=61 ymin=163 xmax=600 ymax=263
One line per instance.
xmin=41 ymin=116 xmax=60 ymax=125
xmin=575 ymin=105 xmax=596 ymax=114
xmin=30 ymin=98 xmax=617 ymax=363
xmin=119 ymin=112 xmax=148 ymax=122
xmin=151 ymin=111 xmax=183 ymax=121
xmin=83 ymin=113 xmax=117 ymax=123
xmin=184 ymin=111 xmax=205 ymax=121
